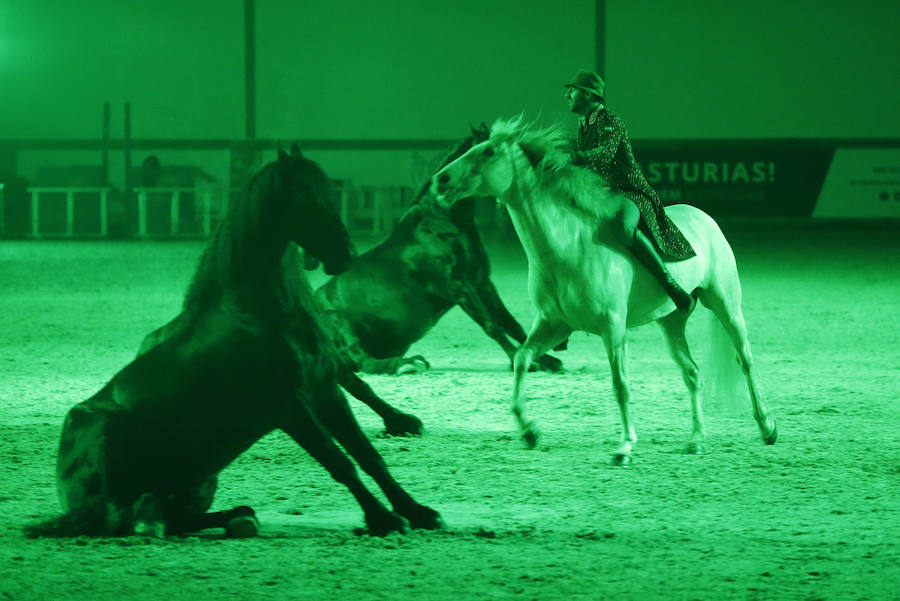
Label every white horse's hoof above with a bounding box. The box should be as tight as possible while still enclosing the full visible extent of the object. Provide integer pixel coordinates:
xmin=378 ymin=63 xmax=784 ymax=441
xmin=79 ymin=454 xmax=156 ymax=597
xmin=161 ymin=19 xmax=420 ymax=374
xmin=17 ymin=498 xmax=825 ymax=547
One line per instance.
xmin=612 ymin=453 xmax=632 ymax=467
xmin=759 ymin=418 xmax=778 ymax=445
xmin=685 ymin=442 xmax=705 ymax=455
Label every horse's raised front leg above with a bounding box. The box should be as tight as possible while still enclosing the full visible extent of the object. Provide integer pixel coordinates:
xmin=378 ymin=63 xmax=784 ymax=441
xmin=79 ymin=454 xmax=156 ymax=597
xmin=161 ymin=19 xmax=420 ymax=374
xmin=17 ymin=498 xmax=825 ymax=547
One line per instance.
xmin=338 ymin=370 xmax=423 ymax=436
xmin=462 ymin=277 xmax=564 ymax=373
xmin=309 ymin=385 xmax=443 ymax=532
xmin=601 ymin=323 xmax=637 ymax=466
xmin=513 ymin=317 xmax=571 ymax=449
xmin=658 ymin=311 xmax=705 ymax=454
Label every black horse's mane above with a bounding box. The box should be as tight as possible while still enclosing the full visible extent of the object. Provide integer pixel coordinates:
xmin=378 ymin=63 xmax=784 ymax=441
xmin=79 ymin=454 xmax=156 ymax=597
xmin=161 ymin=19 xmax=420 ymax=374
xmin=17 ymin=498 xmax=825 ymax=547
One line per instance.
xmin=386 ymin=126 xmax=491 ymax=242
xmin=181 ymin=158 xmax=321 ymax=336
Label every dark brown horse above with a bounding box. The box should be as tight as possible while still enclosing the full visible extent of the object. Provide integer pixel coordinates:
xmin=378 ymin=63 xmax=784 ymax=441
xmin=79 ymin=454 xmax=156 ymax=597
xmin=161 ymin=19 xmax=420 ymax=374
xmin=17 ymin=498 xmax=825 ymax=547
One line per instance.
xmin=24 ymin=145 xmax=442 ymax=538
xmin=315 ymin=127 xmax=563 ymax=374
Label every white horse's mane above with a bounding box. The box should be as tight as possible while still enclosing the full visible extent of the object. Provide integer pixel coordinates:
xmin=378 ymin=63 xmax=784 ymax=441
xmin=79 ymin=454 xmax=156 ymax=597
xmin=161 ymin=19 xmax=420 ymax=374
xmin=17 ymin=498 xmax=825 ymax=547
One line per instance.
xmin=488 ymin=116 xmax=612 ymax=217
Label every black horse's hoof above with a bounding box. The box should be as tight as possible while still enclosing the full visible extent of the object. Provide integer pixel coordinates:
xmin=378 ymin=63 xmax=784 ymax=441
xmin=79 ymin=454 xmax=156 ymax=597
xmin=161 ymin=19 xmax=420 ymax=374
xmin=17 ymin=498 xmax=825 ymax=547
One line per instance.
xmin=685 ymin=442 xmax=705 ymax=455
xmin=397 ymin=355 xmax=430 ymax=375
xmin=225 ymin=506 xmax=259 ymax=538
xmin=760 ymin=419 xmax=778 ymax=445
xmin=536 ymin=354 xmax=564 ymax=373
xmin=384 ymin=413 xmax=424 ymax=437
xmin=522 ymin=424 xmax=541 ymax=449
xmin=403 ymin=505 xmax=445 ymax=530
xmin=364 ymin=511 xmax=408 ymax=537
xmin=226 ymin=514 xmax=260 ymax=538
xmin=612 ymin=453 xmax=632 ymax=467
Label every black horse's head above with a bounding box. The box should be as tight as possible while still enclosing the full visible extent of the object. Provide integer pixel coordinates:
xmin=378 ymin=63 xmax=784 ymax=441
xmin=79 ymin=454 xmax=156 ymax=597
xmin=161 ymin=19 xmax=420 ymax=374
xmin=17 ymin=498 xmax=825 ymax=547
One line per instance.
xmin=275 ymin=144 xmax=353 ymax=275
xmin=409 ymin=123 xmax=492 ymax=206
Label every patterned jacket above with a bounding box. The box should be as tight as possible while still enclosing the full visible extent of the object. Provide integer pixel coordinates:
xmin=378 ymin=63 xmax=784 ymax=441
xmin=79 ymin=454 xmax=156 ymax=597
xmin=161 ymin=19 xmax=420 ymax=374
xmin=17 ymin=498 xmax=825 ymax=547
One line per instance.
xmin=575 ymin=105 xmax=695 ymax=261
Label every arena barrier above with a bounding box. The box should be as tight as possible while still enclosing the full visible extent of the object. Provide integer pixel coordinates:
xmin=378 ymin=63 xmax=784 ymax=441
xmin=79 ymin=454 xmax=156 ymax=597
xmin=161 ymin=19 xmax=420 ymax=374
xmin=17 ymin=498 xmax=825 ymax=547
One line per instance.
xmin=27 ymin=187 xmax=112 ymax=238
xmin=19 ymin=182 xmax=412 ymax=239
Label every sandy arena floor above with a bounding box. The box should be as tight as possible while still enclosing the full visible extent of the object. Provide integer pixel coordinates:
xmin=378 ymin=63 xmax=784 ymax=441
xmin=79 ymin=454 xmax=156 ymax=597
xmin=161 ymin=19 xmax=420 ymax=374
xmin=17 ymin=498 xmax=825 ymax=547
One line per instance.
xmin=0 ymin=221 xmax=898 ymax=601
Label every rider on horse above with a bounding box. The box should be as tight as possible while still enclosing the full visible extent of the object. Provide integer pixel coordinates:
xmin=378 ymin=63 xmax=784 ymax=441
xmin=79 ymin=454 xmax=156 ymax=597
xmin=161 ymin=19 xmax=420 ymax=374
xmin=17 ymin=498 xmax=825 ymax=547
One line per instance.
xmin=565 ymin=69 xmax=696 ymax=313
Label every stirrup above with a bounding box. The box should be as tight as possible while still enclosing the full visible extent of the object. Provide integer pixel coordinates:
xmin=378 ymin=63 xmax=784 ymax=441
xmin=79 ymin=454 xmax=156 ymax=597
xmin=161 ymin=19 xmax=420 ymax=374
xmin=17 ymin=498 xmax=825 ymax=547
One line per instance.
xmin=665 ymin=279 xmax=695 ymax=313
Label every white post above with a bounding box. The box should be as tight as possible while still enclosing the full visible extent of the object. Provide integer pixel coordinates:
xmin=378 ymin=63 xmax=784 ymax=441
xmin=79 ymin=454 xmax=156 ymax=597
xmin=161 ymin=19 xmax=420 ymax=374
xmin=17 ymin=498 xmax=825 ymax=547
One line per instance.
xmin=170 ymin=189 xmax=180 ymax=236
xmin=137 ymin=189 xmax=147 ymax=237
xmin=65 ymin=190 xmax=74 ymax=236
xmin=30 ymin=189 xmax=40 ymax=238
xmin=201 ymin=190 xmax=212 ymax=236
xmin=100 ymin=189 xmax=108 ymax=236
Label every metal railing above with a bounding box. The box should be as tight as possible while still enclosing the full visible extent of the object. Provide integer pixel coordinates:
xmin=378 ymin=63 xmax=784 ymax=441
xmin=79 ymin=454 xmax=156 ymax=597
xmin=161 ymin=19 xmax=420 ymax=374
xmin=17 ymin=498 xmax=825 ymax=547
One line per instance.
xmin=28 ymin=187 xmax=111 ymax=238
xmin=133 ymin=187 xmax=218 ymax=238
xmin=17 ymin=183 xmax=412 ymax=239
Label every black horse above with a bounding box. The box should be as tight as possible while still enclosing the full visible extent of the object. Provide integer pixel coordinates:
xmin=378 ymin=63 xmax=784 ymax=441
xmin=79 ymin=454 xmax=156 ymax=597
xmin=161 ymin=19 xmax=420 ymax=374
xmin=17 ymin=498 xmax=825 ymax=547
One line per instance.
xmin=24 ymin=145 xmax=442 ymax=538
xmin=315 ymin=126 xmax=564 ymax=381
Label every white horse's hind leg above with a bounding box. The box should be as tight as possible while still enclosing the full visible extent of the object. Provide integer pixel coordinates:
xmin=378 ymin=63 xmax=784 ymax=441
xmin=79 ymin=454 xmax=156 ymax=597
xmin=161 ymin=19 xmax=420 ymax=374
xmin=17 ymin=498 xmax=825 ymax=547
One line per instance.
xmin=512 ymin=317 xmax=571 ymax=449
xmin=658 ymin=312 xmax=705 ymax=454
xmin=724 ymin=311 xmax=777 ymax=444
xmin=700 ymin=290 xmax=778 ymax=445
xmin=601 ymin=324 xmax=637 ymax=466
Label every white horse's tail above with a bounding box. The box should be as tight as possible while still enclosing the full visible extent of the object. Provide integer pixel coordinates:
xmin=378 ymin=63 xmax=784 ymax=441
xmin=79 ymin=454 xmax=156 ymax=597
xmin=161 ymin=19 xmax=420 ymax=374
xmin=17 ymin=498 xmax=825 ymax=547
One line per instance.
xmin=699 ymin=306 xmax=750 ymax=413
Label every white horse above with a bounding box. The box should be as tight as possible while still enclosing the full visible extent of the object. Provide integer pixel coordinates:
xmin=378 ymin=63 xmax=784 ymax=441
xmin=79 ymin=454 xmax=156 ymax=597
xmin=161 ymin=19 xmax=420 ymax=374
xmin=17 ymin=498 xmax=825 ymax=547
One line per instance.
xmin=433 ymin=116 xmax=776 ymax=465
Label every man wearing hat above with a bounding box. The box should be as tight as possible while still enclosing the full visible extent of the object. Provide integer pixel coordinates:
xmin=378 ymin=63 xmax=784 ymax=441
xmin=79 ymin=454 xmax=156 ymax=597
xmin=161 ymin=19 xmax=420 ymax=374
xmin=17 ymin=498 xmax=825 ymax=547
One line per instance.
xmin=565 ymin=69 xmax=696 ymax=313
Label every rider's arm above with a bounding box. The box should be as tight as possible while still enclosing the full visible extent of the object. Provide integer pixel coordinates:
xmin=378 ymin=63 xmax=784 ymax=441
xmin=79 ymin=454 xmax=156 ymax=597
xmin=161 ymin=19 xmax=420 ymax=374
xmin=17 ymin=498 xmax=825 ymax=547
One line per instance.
xmin=578 ymin=111 xmax=625 ymax=172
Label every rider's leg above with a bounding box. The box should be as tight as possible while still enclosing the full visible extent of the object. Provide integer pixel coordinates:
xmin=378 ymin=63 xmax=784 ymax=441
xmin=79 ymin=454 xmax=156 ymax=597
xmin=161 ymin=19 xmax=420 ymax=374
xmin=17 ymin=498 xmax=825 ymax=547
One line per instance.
xmin=609 ymin=198 xmax=694 ymax=312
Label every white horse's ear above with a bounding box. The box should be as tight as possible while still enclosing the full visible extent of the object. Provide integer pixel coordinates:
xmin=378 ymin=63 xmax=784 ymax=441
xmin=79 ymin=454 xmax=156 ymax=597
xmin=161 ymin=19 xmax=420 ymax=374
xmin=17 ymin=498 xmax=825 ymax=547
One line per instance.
xmin=519 ymin=141 xmax=545 ymax=169
xmin=290 ymin=142 xmax=303 ymax=158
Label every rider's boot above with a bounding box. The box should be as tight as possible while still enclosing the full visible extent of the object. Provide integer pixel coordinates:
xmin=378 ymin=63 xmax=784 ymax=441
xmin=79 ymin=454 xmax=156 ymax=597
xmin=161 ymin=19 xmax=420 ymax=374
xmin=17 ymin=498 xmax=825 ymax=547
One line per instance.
xmin=629 ymin=230 xmax=695 ymax=313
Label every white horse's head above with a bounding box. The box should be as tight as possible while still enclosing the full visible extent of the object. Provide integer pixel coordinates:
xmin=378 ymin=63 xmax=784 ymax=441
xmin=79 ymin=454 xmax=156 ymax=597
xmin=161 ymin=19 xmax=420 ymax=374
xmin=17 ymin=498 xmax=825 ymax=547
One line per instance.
xmin=432 ymin=116 xmax=571 ymax=209
xmin=432 ymin=137 xmax=517 ymax=207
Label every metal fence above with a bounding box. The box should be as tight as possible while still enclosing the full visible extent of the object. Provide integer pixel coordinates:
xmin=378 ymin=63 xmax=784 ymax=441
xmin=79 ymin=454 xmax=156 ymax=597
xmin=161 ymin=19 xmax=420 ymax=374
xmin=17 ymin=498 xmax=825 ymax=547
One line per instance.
xmin=8 ymin=182 xmax=413 ymax=239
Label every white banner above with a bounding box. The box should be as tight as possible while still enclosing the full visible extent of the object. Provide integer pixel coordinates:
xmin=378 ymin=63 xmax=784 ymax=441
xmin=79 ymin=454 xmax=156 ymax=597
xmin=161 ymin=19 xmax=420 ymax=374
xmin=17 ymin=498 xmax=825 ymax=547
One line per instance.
xmin=813 ymin=148 xmax=900 ymax=218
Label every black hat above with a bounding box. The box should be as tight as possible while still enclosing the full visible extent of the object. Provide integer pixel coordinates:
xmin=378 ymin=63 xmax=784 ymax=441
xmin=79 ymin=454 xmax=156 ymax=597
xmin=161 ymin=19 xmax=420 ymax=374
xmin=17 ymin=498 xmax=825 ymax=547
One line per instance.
xmin=564 ymin=70 xmax=606 ymax=100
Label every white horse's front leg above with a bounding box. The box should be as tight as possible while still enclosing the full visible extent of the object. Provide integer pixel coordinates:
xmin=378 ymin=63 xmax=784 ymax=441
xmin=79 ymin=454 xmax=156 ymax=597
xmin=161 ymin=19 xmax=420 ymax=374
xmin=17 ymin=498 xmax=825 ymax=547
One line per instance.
xmin=512 ymin=317 xmax=570 ymax=449
xmin=602 ymin=325 xmax=637 ymax=466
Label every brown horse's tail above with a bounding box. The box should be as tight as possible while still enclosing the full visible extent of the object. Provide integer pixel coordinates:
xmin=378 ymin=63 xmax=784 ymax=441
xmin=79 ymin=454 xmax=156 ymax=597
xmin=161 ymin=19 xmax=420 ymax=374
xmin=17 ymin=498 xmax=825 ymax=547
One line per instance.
xmin=23 ymin=508 xmax=107 ymax=538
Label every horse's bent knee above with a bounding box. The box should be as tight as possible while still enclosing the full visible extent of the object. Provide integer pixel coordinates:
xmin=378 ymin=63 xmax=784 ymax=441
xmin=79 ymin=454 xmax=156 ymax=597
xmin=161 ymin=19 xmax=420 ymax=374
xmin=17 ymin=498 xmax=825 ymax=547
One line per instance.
xmin=513 ymin=347 xmax=535 ymax=372
xmin=683 ymin=364 xmax=700 ymax=389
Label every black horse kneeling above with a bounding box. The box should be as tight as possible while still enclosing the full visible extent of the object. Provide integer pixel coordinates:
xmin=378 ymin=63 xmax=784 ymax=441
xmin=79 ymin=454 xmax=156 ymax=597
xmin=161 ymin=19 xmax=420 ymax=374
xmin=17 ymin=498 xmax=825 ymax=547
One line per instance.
xmin=24 ymin=145 xmax=442 ymax=539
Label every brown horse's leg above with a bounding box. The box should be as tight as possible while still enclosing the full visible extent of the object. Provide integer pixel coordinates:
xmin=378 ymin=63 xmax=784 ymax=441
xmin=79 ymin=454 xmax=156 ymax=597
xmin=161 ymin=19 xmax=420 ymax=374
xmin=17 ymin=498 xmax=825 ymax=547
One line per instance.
xmin=170 ymin=506 xmax=259 ymax=538
xmin=467 ymin=278 xmax=564 ymax=373
xmin=309 ymin=385 xmax=443 ymax=531
xmin=338 ymin=370 xmax=423 ymax=436
xmin=280 ymin=398 xmax=408 ymax=536
xmin=159 ymin=477 xmax=259 ymax=538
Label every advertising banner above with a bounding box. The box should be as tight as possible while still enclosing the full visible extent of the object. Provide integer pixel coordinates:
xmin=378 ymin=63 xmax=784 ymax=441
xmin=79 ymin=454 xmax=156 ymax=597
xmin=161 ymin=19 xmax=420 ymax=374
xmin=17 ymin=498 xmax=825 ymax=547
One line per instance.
xmin=632 ymin=141 xmax=835 ymax=218
xmin=813 ymin=148 xmax=900 ymax=218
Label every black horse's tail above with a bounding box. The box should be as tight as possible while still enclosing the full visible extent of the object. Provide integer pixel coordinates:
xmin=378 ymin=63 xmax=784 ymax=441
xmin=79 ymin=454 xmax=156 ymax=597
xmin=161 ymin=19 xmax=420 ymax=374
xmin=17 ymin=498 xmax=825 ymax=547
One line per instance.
xmin=24 ymin=509 xmax=106 ymax=538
